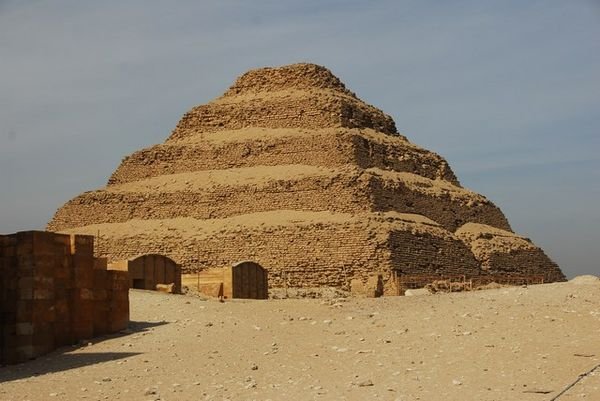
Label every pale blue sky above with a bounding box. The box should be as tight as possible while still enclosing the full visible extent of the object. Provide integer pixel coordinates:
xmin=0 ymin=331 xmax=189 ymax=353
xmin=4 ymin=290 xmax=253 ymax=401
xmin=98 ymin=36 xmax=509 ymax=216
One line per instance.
xmin=1 ymin=1 xmax=598 ymax=277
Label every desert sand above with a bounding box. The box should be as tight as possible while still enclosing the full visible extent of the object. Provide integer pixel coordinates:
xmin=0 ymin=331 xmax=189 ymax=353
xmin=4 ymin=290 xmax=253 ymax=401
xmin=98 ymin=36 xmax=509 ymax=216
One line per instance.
xmin=1 ymin=278 xmax=598 ymax=401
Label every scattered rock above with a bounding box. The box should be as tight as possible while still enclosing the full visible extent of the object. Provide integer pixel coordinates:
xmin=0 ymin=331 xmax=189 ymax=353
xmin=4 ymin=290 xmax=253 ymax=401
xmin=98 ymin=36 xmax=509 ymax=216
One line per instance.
xmin=144 ymin=387 xmax=158 ymax=396
xmin=404 ymin=289 xmax=431 ymax=296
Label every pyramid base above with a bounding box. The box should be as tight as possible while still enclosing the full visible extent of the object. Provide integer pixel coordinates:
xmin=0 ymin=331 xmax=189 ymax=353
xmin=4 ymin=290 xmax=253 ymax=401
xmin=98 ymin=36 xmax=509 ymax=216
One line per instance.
xmin=59 ymin=211 xmax=481 ymax=295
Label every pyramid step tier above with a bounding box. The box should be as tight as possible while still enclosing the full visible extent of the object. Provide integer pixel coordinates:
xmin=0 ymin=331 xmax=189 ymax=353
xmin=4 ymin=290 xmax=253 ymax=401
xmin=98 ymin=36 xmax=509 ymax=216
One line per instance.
xmin=222 ymin=63 xmax=356 ymax=97
xmin=168 ymin=89 xmax=397 ymax=139
xmin=57 ymin=211 xmax=482 ymax=290
xmin=456 ymin=223 xmax=565 ymax=281
xmin=108 ymin=128 xmax=459 ymax=186
xmin=49 ymin=166 xmax=510 ymax=233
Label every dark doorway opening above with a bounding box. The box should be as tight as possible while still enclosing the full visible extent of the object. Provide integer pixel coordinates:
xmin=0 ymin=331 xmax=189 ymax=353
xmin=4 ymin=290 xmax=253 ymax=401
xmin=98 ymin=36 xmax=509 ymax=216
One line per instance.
xmin=132 ymin=279 xmax=145 ymax=289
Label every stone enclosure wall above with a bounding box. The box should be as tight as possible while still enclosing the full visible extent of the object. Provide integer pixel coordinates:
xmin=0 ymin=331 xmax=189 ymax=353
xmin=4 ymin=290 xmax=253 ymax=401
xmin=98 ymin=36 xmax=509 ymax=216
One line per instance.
xmin=0 ymin=231 xmax=129 ymax=365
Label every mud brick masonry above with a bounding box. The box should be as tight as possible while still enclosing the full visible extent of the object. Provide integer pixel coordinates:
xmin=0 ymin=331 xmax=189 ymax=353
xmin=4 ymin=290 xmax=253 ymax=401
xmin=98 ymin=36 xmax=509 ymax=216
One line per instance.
xmin=0 ymin=231 xmax=129 ymax=365
xmin=47 ymin=63 xmax=566 ymax=292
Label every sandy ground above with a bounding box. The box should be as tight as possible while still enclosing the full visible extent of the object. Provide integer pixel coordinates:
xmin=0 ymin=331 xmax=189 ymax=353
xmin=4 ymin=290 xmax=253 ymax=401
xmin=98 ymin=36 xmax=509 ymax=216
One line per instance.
xmin=1 ymin=280 xmax=599 ymax=401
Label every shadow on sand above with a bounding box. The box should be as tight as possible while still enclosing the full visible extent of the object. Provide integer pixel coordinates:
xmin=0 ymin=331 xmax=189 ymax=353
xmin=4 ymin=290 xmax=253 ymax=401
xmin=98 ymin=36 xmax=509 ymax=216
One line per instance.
xmin=0 ymin=320 xmax=168 ymax=382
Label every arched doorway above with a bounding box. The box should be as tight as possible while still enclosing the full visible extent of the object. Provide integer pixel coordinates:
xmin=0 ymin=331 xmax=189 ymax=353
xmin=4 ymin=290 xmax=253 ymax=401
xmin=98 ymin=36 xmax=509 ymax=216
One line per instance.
xmin=230 ymin=261 xmax=268 ymax=299
xmin=119 ymin=254 xmax=181 ymax=294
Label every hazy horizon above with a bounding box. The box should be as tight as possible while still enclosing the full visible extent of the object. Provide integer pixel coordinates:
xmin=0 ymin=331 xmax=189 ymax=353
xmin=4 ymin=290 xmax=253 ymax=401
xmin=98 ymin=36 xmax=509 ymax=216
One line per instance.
xmin=1 ymin=1 xmax=598 ymax=278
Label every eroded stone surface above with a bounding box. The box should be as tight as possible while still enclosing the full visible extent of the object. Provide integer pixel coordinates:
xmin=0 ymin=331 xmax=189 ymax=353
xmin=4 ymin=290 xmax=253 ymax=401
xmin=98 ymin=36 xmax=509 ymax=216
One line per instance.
xmin=48 ymin=63 xmax=565 ymax=290
xmin=455 ymin=223 xmax=565 ymax=281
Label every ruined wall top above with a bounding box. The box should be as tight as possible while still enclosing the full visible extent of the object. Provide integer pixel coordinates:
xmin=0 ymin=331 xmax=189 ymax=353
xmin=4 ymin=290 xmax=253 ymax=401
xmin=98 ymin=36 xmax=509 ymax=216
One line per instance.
xmin=222 ymin=63 xmax=356 ymax=98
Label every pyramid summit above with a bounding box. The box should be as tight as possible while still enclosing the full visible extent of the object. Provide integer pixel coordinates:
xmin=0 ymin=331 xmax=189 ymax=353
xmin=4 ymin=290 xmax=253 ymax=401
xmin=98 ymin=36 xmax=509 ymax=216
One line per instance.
xmin=169 ymin=63 xmax=398 ymax=140
xmin=48 ymin=63 xmax=565 ymax=294
xmin=223 ymin=63 xmax=355 ymax=96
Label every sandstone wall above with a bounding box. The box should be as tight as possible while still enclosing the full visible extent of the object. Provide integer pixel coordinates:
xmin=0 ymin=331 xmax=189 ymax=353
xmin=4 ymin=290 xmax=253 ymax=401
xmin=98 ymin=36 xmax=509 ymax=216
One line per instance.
xmin=91 ymin=221 xmax=390 ymax=290
xmin=0 ymin=231 xmax=129 ymax=365
xmin=388 ymin=230 xmax=480 ymax=276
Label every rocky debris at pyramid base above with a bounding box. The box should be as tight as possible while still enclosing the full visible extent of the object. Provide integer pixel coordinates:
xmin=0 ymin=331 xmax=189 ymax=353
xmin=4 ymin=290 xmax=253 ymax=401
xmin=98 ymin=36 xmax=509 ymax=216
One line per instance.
xmin=48 ymin=63 xmax=566 ymax=296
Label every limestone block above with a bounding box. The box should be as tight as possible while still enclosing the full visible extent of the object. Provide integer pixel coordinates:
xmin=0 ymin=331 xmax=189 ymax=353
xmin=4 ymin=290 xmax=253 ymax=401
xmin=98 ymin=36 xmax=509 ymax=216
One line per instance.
xmin=350 ymin=279 xmax=365 ymax=297
xmin=365 ymin=274 xmax=384 ymax=298
xmin=197 ymin=282 xmax=224 ymax=298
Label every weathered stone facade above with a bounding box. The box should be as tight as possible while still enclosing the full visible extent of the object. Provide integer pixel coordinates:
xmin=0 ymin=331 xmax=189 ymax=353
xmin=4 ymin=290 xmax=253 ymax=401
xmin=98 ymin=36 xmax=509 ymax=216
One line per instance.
xmin=0 ymin=231 xmax=129 ymax=365
xmin=47 ymin=63 xmax=566 ymax=291
xmin=49 ymin=166 xmax=508 ymax=233
xmin=455 ymin=223 xmax=564 ymax=282
xmin=106 ymin=129 xmax=458 ymax=186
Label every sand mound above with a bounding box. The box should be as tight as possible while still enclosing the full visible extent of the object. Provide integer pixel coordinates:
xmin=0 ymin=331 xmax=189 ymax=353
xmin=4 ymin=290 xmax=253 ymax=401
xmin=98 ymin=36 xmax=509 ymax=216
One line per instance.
xmin=569 ymin=275 xmax=599 ymax=285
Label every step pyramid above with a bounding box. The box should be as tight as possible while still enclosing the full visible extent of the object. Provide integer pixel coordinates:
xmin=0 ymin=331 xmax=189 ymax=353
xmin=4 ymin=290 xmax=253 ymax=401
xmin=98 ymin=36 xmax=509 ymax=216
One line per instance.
xmin=48 ymin=63 xmax=565 ymax=293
